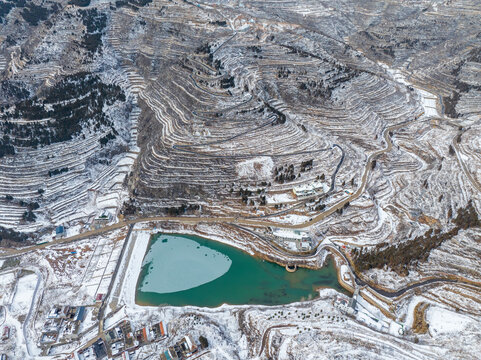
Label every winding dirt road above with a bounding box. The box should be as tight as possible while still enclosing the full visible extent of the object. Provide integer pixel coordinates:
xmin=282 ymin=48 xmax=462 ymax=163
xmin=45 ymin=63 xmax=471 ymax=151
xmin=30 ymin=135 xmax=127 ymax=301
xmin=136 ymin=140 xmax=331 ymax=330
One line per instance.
xmin=0 ymin=115 xmax=419 ymax=258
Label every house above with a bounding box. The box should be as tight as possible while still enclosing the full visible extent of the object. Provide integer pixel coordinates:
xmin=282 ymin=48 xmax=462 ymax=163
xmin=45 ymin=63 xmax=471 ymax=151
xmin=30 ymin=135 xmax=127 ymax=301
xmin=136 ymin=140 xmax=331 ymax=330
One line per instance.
xmin=40 ymin=331 xmax=59 ymax=344
xmin=43 ymin=318 xmax=62 ymax=333
xmin=110 ymin=341 xmax=124 ymax=356
xmin=300 ymin=241 xmax=311 ymax=251
xmin=293 ymin=183 xmax=315 ymax=197
xmin=168 ymin=347 xmax=180 ymax=360
xmin=120 ymin=321 xmax=134 ymax=349
xmin=349 ymin=288 xmax=359 ymax=311
xmin=150 ymin=321 xmax=166 ymax=339
xmin=55 ymin=225 xmax=67 ymax=239
xmin=271 ymin=228 xmax=312 ymax=252
xmin=92 ymin=339 xmax=107 ymax=359
xmin=184 ymin=335 xmax=198 ymax=355
xmin=60 ymin=320 xmax=80 ymax=341
xmin=74 ymin=306 xmax=86 ymax=323
xmin=335 ymin=296 xmax=356 ymax=316
xmin=293 ymin=181 xmax=329 ymax=198
xmin=1 ymin=326 xmax=9 ymax=341
xmin=134 ymin=327 xmax=148 ymax=345
xmin=47 ymin=305 xmax=63 ymax=319
xmin=91 ymin=211 xmax=113 ymax=230
xmin=272 ymin=228 xmax=311 ymax=242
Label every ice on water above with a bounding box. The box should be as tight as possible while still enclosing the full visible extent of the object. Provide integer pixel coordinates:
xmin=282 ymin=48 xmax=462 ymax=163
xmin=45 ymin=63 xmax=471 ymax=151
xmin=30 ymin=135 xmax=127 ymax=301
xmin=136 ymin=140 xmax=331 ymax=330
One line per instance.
xmin=140 ymin=235 xmax=232 ymax=294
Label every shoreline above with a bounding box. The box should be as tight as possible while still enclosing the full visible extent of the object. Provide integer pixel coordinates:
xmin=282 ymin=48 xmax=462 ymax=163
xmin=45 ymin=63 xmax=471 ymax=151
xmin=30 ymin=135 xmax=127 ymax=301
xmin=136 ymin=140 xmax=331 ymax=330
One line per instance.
xmin=125 ymin=228 xmax=349 ymax=309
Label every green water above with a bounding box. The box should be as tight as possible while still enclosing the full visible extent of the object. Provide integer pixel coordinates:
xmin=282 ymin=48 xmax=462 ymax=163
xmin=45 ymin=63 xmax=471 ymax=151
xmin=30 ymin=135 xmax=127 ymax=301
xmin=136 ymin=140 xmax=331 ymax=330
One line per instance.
xmin=136 ymin=233 xmax=345 ymax=307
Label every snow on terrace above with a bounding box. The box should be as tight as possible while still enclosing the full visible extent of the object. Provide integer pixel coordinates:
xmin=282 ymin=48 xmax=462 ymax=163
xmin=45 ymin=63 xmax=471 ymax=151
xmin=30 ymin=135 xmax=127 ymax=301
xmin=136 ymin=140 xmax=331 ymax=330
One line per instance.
xmin=0 ymin=55 xmax=140 ymax=234
xmin=426 ymin=306 xmax=478 ymax=337
xmin=266 ymin=192 xmax=295 ymax=205
xmin=236 ymin=157 xmax=274 ymax=180
xmin=268 ymin=213 xmax=311 ymax=225
xmin=383 ymin=65 xmax=439 ymax=118
xmin=0 ymin=271 xmax=15 ymax=306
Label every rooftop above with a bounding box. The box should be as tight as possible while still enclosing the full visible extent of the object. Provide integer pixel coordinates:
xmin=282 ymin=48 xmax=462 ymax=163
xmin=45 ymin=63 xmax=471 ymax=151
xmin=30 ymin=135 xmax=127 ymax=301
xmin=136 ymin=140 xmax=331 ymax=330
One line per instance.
xmin=272 ymin=228 xmax=311 ymax=240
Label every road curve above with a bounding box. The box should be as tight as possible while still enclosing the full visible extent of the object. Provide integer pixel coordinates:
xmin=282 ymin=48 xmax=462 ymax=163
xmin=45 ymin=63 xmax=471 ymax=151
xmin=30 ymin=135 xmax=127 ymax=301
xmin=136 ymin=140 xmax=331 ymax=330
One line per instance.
xmin=0 ymin=116 xmax=421 ymax=257
xmin=258 ymin=324 xmax=295 ymax=357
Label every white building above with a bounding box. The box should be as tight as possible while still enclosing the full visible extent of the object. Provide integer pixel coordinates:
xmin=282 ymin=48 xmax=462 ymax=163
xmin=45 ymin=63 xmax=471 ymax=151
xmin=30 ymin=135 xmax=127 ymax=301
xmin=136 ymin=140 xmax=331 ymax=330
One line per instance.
xmin=271 ymin=228 xmax=312 ymax=251
xmin=293 ymin=181 xmax=329 ymax=198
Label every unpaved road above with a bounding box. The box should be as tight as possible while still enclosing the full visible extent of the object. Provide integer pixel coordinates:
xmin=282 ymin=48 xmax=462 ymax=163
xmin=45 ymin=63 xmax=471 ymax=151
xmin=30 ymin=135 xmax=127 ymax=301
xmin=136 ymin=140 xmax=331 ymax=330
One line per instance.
xmin=0 ymin=116 xmax=418 ymax=257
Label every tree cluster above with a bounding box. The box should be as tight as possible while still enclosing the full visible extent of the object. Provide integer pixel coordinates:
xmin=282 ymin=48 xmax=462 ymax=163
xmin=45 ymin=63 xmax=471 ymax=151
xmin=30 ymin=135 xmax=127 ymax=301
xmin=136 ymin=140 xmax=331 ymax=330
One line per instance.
xmin=274 ymin=164 xmax=295 ymax=183
xmin=238 ymin=188 xmax=253 ymax=204
xmin=353 ymin=201 xmax=480 ymax=274
xmin=210 ymin=20 xmax=226 ymax=27
xmin=1 ymin=80 xmax=30 ymax=100
xmin=0 ymin=226 xmax=29 ymax=243
xmin=296 ymin=58 xmax=359 ymax=100
xmin=264 ymin=103 xmax=286 ymax=124
xmin=199 ymin=336 xmax=208 ymax=348
xmin=20 ymin=3 xmax=53 ymax=26
xmin=100 ymin=131 xmax=118 ymax=147
xmin=121 ymin=198 xmax=138 ymax=216
xmin=277 ymin=67 xmax=291 ymax=79
xmin=164 ymin=204 xmax=200 ymax=216
xmin=220 ymin=76 xmax=235 ymax=89
xmin=69 ymin=0 xmax=91 ymax=6
xmin=0 ymin=1 xmax=19 ymax=24
xmin=300 ymin=159 xmax=313 ymax=172
xmin=48 ymin=167 xmax=69 ymax=177
xmin=1 ymin=72 xmax=125 ymax=149
xmin=443 ymin=80 xmax=481 ymax=118
xmin=22 ymin=210 xmax=36 ymax=222
xmin=79 ymin=8 xmax=107 ymax=56
xmin=0 ymin=137 xmax=14 ymax=158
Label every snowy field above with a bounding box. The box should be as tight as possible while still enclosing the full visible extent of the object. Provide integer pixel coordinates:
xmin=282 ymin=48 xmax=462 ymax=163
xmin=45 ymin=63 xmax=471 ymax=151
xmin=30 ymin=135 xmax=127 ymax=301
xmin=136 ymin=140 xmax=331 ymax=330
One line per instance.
xmin=266 ymin=192 xmax=295 ymax=204
xmin=10 ymin=273 xmax=37 ymax=315
xmin=236 ymin=157 xmax=274 ymax=179
xmin=426 ymin=306 xmax=477 ymax=336
xmin=0 ymin=271 xmax=15 ymax=306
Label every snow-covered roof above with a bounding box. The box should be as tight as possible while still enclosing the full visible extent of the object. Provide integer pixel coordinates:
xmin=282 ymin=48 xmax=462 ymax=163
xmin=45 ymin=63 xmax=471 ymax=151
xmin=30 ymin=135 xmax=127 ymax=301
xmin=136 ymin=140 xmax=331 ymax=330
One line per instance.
xmin=293 ymin=181 xmax=328 ymax=195
xmin=272 ymin=228 xmax=310 ymax=240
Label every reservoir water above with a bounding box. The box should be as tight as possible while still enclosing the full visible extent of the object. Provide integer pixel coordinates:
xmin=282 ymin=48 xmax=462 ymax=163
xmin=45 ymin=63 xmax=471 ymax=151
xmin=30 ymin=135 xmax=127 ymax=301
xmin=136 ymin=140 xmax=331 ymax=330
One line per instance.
xmin=136 ymin=233 xmax=345 ymax=307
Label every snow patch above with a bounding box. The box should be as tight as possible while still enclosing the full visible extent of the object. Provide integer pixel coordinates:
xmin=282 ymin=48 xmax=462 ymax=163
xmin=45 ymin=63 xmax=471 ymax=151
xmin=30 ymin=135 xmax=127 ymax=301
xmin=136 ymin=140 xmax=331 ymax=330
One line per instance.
xmin=266 ymin=192 xmax=295 ymax=204
xmin=427 ymin=307 xmax=475 ymax=336
xmin=236 ymin=157 xmax=274 ymax=180
xmin=120 ymin=229 xmax=151 ymax=307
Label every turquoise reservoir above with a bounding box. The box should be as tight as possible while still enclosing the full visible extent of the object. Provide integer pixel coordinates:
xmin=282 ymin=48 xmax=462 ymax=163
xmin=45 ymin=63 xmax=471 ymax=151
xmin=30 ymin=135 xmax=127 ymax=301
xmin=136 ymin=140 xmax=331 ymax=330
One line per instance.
xmin=136 ymin=233 xmax=344 ymax=307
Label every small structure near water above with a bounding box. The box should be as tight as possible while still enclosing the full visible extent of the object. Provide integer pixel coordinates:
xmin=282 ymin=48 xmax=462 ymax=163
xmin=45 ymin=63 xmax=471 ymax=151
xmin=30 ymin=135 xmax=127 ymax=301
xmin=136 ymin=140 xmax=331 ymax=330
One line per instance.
xmin=286 ymin=264 xmax=297 ymax=272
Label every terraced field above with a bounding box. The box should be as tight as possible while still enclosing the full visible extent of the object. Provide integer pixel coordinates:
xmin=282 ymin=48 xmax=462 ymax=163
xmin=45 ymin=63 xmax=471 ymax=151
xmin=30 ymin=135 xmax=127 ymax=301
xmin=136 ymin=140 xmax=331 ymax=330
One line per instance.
xmin=0 ymin=0 xmax=480 ymax=358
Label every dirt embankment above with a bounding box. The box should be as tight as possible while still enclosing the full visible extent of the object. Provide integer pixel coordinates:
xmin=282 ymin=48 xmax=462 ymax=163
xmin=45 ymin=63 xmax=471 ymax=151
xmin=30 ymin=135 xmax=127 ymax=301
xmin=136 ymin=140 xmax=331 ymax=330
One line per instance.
xmin=412 ymin=302 xmax=429 ymax=334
